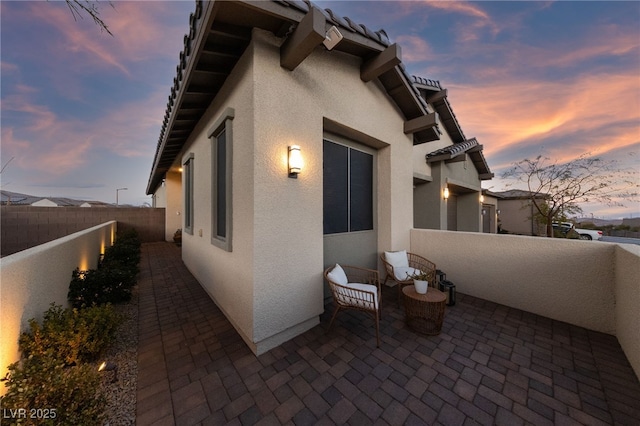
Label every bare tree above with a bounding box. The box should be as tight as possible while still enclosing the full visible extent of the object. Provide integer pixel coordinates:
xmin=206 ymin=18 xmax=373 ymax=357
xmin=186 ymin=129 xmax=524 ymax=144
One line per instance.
xmin=60 ymin=0 xmax=114 ymax=36
xmin=502 ymin=153 xmax=638 ymax=237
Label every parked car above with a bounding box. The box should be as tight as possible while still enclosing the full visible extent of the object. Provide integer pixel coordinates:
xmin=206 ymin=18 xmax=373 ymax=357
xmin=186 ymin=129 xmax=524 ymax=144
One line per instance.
xmin=552 ymin=222 xmax=603 ymax=240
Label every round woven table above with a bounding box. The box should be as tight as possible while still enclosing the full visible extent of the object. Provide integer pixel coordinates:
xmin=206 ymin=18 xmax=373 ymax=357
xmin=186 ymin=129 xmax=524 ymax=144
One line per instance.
xmin=402 ymin=285 xmax=447 ymax=335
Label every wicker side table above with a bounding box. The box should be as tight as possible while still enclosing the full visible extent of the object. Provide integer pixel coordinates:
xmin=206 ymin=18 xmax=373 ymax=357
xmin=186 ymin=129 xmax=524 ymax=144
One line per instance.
xmin=402 ymin=285 xmax=447 ymax=335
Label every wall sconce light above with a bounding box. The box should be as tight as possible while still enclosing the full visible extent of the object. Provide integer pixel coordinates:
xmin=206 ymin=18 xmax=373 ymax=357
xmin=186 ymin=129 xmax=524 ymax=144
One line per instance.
xmin=288 ymin=145 xmax=303 ymax=178
xmin=443 ymin=187 xmax=450 ymax=200
xmin=480 ymin=194 xmax=485 ymax=203
xmin=98 ymin=361 xmax=118 ymax=383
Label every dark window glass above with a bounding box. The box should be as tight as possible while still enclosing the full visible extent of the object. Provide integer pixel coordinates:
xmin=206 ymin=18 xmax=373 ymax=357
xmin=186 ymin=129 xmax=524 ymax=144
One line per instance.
xmin=216 ymin=129 xmax=226 ymax=238
xmin=350 ymin=149 xmax=373 ymax=231
xmin=323 ymin=141 xmax=349 ymax=234
xmin=323 ymin=140 xmax=373 ymax=234
xmin=184 ymin=157 xmax=194 ymax=232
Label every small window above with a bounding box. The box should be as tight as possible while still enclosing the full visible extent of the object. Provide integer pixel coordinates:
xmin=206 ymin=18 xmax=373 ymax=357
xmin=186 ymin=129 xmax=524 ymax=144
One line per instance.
xmin=209 ymin=108 xmax=234 ymax=251
xmin=183 ymin=154 xmax=194 ymax=235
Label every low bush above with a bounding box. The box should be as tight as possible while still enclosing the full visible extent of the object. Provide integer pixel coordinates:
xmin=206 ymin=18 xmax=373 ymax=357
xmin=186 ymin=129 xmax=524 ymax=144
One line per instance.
xmin=18 ymin=303 xmax=122 ymax=366
xmin=0 ymin=356 xmax=105 ymax=426
xmin=68 ymin=267 xmax=134 ymax=308
xmin=67 ymin=228 xmax=142 ymax=308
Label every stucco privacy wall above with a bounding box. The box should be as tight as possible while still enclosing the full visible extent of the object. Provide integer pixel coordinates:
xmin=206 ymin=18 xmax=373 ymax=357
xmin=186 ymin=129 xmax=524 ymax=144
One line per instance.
xmin=179 ymin=27 xmax=415 ymax=354
xmin=615 ymin=244 xmax=640 ymax=378
xmin=410 ymin=229 xmax=615 ymax=333
xmin=410 ymin=229 xmax=640 ymax=378
xmin=0 ymin=221 xmax=116 ymax=393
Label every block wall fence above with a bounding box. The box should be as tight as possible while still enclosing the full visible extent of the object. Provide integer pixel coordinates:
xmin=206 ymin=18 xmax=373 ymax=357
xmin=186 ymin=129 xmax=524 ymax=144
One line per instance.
xmin=1 ymin=206 xmax=165 ymax=257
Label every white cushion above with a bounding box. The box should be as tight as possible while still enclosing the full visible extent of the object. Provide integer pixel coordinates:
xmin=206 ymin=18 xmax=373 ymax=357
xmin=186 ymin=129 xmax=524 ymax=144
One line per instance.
xmin=335 ymin=282 xmax=379 ymax=310
xmin=385 ymin=250 xmax=409 ymax=268
xmin=327 ymin=264 xmax=348 ymax=286
xmin=393 ymin=266 xmax=423 ymax=282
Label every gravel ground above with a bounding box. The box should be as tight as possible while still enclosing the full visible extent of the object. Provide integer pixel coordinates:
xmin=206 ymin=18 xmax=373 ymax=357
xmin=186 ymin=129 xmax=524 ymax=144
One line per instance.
xmin=99 ymin=287 xmax=139 ymax=426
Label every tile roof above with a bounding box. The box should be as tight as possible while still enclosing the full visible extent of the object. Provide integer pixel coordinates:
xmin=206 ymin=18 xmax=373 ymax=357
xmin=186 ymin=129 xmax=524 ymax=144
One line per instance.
xmin=0 ymin=190 xmax=106 ymax=206
xmin=147 ymin=0 xmax=439 ymax=193
xmin=426 ymin=137 xmax=479 ymax=161
xmin=426 ymin=138 xmax=493 ymax=180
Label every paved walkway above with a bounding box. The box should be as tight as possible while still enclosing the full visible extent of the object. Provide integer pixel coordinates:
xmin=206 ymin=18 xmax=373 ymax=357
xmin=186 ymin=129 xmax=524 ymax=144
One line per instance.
xmin=136 ymin=242 xmax=640 ymax=425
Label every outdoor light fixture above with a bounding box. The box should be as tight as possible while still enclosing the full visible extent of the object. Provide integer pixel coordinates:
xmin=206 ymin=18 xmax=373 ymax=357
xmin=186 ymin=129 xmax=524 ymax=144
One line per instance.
xmin=480 ymin=194 xmax=485 ymax=203
xmin=443 ymin=187 xmax=450 ymax=200
xmin=98 ymin=361 xmax=118 ymax=383
xmin=323 ymin=26 xmax=343 ymax=51
xmin=288 ymin=145 xmax=303 ymax=178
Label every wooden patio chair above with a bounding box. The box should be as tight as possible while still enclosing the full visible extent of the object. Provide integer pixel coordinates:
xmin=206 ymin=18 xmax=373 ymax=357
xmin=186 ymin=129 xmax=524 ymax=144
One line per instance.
xmin=380 ymin=250 xmax=436 ymax=306
xmin=324 ymin=264 xmax=381 ymax=347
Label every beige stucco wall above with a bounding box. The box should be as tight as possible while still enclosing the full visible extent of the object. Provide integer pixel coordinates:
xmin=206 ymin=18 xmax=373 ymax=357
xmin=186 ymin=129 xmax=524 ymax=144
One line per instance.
xmin=0 ymin=221 xmax=116 ymax=394
xmin=410 ymin=228 xmax=640 ymax=378
xmin=412 ymin=109 xmax=484 ymax=232
xmin=615 ymin=243 xmax=640 ymax=378
xmin=163 ymin=170 xmax=182 ymax=241
xmin=178 ymin=29 xmax=256 ymax=350
xmin=177 ymin=28 xmax=415 ymax=354
xmin=498 ymin=198 xmax=541 ymax=235
xmin=410 ymin=229 xmax=616 ymax=333
xmin=152 ymin=181 xmax=166 ymax=208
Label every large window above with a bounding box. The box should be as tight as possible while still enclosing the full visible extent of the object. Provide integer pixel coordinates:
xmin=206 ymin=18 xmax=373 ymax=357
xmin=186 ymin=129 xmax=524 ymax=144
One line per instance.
xmin=208 ymin=108 xmax=234 ymax=251
xmin=183 ymin=154 xmax=194 ymax=235
xmin=323 ymin=140 xmax=373 ymax=234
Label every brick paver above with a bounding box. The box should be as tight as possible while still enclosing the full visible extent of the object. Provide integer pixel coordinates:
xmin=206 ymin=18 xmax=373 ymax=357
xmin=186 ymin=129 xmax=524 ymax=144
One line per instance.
xmin=136 ymin=242 xmax=640 ymax=425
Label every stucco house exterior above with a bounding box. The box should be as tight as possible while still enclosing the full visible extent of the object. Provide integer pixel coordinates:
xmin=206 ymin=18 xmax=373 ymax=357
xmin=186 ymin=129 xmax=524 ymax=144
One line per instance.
xmin=492 ymin=189 xmax=547 ymax=236
xmin=146 ymin=0 xmax=493 ymax=355
xmin=411 ymin=78 xmax=493 ymax=232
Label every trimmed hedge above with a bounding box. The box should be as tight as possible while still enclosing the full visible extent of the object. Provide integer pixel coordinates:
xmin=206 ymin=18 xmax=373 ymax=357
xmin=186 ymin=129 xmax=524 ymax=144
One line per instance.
xmin=1 ymin=229 xmax=141 ymax=424
xmin=18 ymin=303 xmax=122 ymax=366
xmin=68 ymin=229 xmax=141 ymax=308
xmin=0 ymin=356 xmax=105 ymax=426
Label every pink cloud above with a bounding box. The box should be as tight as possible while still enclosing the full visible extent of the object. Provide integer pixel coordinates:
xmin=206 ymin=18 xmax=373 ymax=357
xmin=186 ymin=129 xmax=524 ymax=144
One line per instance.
xmin=27 ymin=3 xmax=130 ymax=75
xmin=422 ymin=1 xmax=500 ymax=42
xmin=396 ymin=35 xmax=433 ymax=62
xmin=1 ymin=88 xmax=164 ymax=176
xmin=1 ymin=61 xmax=18 ymax=73
xmin=22 ymin=1 xmax=190 ymax=77
xmin=448 ymin=70 xmax=639 ymax=166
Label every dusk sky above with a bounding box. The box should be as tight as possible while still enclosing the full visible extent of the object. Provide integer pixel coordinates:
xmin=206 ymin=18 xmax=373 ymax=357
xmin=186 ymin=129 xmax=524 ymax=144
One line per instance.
xmin=1 ymin=1 xmax=639 ymax=218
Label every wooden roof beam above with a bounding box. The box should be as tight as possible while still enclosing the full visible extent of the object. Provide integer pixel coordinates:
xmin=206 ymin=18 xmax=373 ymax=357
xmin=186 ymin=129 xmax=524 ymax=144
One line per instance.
xmin=426 ymin=89 xmax=447 ymax=104
xmin=404 ymin=112 xmax=437 ymax=135
xmin=361 ymin=43 xmax=401 ymax=82
xmin=280 ymin=7 xmax=326 ymax=71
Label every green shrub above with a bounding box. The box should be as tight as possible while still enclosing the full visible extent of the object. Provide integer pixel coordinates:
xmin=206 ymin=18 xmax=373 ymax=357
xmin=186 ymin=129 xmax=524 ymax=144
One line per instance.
xmin=68 ymin=265 xmax=135 ymax=308
xmin=0 ymin=356 xmax=105 ymax=426
xmin=19 ymin=304 xmax=122 ymax=366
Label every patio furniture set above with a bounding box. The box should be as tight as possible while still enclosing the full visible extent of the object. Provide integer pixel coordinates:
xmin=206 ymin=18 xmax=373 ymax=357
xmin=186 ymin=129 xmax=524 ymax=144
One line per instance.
xmin=324 ymin=250 xmax=456 ymax=347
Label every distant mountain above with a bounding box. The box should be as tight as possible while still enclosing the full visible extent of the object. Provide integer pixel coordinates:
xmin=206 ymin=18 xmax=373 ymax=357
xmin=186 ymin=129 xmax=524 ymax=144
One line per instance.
xmin=573 ymin=217 xmax=623 ymax=227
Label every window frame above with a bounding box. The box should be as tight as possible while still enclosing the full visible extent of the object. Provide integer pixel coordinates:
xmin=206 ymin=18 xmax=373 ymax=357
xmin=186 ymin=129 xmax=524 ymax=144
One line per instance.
xmin=183 ymin=153 xmax=195 ymax=235
xmin=208 ymin=108 xmax=234 ymax=251
xmin=323 ymin=138 xmax=375 ymax=235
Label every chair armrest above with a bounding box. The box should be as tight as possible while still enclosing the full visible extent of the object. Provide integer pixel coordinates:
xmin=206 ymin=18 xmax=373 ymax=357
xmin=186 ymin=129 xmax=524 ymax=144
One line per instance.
xmin=341 ymin=265 xmax=379 ymax=288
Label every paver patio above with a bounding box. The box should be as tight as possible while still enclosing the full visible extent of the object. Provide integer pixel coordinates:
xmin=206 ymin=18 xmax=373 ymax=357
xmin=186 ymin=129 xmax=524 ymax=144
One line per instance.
xmin=136 ymin=242 xmax=640 ymax=425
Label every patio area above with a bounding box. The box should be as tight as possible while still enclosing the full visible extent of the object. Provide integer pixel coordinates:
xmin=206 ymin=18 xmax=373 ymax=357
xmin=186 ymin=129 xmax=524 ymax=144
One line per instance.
xmin=136 ymin=242 xmax=640 ymax=425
